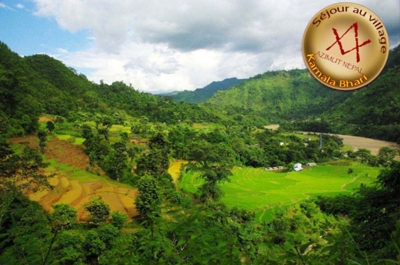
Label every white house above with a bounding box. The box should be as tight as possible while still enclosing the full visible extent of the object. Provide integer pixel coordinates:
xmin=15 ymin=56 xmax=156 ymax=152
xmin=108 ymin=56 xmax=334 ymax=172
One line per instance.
xmin=293 ymin=163 xmax=303 ymax=171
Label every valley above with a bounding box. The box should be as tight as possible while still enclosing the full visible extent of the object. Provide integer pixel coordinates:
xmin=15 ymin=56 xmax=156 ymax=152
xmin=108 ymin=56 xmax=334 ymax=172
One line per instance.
xmin=13 ymin=119 xmax=394 ymax=225
xmin=1 ymin=41 xmax=399 ymax=264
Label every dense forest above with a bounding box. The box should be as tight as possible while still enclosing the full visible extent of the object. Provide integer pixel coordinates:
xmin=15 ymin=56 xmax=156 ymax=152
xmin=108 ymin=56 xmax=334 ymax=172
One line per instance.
xmin=202 ymin=69 xmax=353 ymax=125
xmin=279 ymin=45 xmax=400 ymax=143
xmin=0 ymin=41 xmax=400 ymax=264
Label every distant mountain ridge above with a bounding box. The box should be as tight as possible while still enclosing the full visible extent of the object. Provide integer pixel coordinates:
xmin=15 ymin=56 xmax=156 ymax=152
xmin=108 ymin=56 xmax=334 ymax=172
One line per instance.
xmin=166 ymin=77 xmax=246 ymax=103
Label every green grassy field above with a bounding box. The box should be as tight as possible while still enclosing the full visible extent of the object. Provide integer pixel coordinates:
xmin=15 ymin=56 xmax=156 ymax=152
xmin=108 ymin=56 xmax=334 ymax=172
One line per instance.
xmin=281 ymin=132 xmax=319 ymax=141
xmin=56 ymin=135 xmax=85 ymax=145
xmin=178 ymin=162 xmax=381 ymax=222
xmin=192 ymin=122 xmax=225 ymax=131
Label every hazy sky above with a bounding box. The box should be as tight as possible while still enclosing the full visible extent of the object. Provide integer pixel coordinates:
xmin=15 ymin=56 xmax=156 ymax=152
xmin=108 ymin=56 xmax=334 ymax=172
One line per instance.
xmin=1 ymin=0 xmax=399 ymax=93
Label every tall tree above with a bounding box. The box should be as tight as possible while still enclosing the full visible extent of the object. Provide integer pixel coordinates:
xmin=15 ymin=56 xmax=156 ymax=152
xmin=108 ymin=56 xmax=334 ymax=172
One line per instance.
xmin=104 ymin=142 xmax=128 ymax=181
xmin=135 ymin=175 xmax=161 ymax=228
xmin=46 ymin=121 xmax=55 ymax=133
xmin=378 ymin=147 xmax=397 ymax=166
xmin=148 ymin=132 xmax=169 ymax=150
xmin=0 ymin=146 xmax=52 ymax=194
xmin=37 ymin=129 xmax=47 ymax=153
xmin=187 ymin=140 xmax=235 ymax=202
xmin=85 ymin=197 xmax=110 ymax=226
xmin=0 ymin=193 xmax=53 ymax=265
xmin=135 ymin=150 xmax=168 ymax=178
xmin=51 ymin=204 xmax=77 ymax=230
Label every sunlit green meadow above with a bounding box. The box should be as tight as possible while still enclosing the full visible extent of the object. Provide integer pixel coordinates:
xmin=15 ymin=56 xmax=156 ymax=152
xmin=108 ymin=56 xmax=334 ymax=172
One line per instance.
xmin=178 ymin=162 xmax=381 ymax=222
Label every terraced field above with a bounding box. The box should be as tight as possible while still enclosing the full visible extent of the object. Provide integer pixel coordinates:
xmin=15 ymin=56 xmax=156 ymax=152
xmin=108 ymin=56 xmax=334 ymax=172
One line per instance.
xmin=11 ymin=135 xmax=138 ymax=221
xmin=17 ymin=133 xmax=184 ymax=222
xmin=27 ymin=171 xmax=138 ymax=221
xmin=179 ymin=162 xmax=381 ymax=222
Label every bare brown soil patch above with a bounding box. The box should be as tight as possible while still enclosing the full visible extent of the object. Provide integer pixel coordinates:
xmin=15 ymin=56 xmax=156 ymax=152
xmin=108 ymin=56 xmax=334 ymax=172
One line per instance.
xmin=10 ymin=135 xmax=104 ymax=174
xmin=10 ymin=135 xmax=39 ymax=147
xmin=45 ymin=137 xmax=91 ymax=170
xmin=39 ymin=116 xmax=53 ymax=122
xmin=264 ymin=124 xmax=280 ymax=130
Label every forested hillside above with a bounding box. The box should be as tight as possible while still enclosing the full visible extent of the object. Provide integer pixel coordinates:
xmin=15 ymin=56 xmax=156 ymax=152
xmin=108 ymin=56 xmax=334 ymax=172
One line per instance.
xmin=196 ymin=45 xmax=400 ymax=142
xmin=0 ymin=43 xmax=80 ymax=136
xmin=284 ymin=45 xmax=400 ymax=142
xmin=204 ymin=69 xmax=352 ymax=124
xmin=167 ymin=77 xmax=245 ymax=103
xmin=327 ymin=44 xmax=400 ymax=141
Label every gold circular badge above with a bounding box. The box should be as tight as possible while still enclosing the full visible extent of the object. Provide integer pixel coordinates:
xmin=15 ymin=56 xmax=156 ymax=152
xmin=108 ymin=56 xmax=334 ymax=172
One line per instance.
xmin=302 ymin=2 xmax=389 ymax=91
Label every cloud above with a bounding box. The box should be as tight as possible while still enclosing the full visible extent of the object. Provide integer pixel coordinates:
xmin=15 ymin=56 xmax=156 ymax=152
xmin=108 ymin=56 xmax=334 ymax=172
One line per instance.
xmin=16 ymin=3 xmax=24 ymax=9
xmin=124 ymin=57 xmax=180 ymax=76
xmin=57 ymin=48 xmax=68 ymax=53
xmin=32 ymin=0 xmax=400 ymax=93
xmin=51 ymin=43 xmax=219 ymax=94
xmin=0 ymin=2 xmax=14 ymax=10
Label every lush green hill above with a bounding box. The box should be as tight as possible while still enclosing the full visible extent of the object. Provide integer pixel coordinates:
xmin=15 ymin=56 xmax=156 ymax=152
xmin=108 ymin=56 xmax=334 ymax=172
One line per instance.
xmin=202 ymin=45 xmax=400 ymax=141
xmin=24 ymin=54 xmax=92 ymax=98
xmin=0 ymin=41 xmax=78 ymax=136
xmin=284 ymin=45 xmax=400 ymax=142
xmin=0 ymin=41 xmax=232 ymax=136
xmin=328 ymin=45 xmax=400 ymax=141
xmin=167 ymin=77 xmax=246 ymax=103
xmin=204 ymin=69 xmax=352 ymax=124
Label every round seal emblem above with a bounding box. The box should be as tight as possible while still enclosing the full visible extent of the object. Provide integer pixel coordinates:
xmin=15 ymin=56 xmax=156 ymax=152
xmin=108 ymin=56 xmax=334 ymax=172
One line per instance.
xmin=302 ymin=2 xmax=389 ymax=91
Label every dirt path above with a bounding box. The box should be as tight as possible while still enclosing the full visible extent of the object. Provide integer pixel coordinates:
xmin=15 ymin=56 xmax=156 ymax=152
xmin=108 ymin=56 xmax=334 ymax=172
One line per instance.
xmin=264 ymin=124 xmax=400 ymax=155
xmin=341 ymin=175 xmax=359 ymax=190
